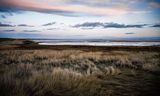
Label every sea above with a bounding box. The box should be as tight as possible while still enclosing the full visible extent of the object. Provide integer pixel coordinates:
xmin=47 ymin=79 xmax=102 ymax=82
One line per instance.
xmin=32 ymin=39 xmax=160 ymax=46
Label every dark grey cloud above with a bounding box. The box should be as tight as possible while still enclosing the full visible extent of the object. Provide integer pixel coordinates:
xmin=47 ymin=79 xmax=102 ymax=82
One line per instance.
xmin=0 ymin=22 xmax=15 ymax=27
xmin=0 ymin=8 xmax=24 ymax=17
xmin=0 ymin=29 xmax=15 ymax=32
xmin=151 ymin=24 xmax=160 ymax=27
xmin=103 ymin=23 xmax=146 ymax=28
xmin=23 ymin=30 xmax=40 ymax=32
xmin=0 ymin=9 xmax=14 ymax=16
xmin=125 ymin=32 xmax=135 ymax=35
xmin=1 ymin=15 xmax=6 ymax=18
xmin=73 ymin=22 xmax=147 ymax=29
xmin=18 ymin=24 xmax=34 ymax=27
xmin=47 ymin=28 xmax=58 ymax=30
xmin=73 ymin=22 xmax=103 ymax=28
xmin=42 ymin=22 xmax=56 ymax=26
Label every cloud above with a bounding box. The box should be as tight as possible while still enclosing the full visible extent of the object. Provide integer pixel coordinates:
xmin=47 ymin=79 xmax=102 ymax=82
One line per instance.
xmin=42 ymin=22 xmax=56 ymax=26
xmin=0 ymin=29 xmax=15 ymax=32
xmin=103 ymin=23 xmax=146 ymax=28
xmin=0 ymin=23 xmax=34 ymax=28
xmin=73 ymin=22 xmax=147 ymax=29
xmin=47 ymin=28 xmax=58 ymax=30
xmin=81 ymin=27 xmax=94 ymax=30
xmin=0 ymin=22 xmax=15 ymax=27
xmin=125 ymin=32 xmax=135 ymax=35
xmin=149 ymin=2 xmax=160 ymax=9
xmin=73 ymin=22 xmax=103 ymax=28
xmin=0 ymin=0 xmax=142 ymax=16
xmin=0 ymin=8 xmax=14 ymax=15
xmin=0 ymin=32 xmax=43 ymax=38
xmin=151 ymin=24 xmax=160 ymax=27
xmin=23 ymin=30 xmax=40 ymax=32
xmin=18 ymin=24 xmax=34 ymax=27
xmin=0 ymin=8 xmax=24 ymax=17
xmin=47 ymin=0 xmax=142 ymax=7
xmin=1 ymin=15 xmax=6 ymax=18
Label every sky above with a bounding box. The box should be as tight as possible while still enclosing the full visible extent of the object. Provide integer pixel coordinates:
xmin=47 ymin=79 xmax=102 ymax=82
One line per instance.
xmin=0 ymin=0 xmax=160 ymax=39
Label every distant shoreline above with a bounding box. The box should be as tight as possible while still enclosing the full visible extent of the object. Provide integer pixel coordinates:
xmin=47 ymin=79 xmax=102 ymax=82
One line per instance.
xmin=30 ymin=38 xmax=160 ymax=42
xmin=1 ymin=38 xmax=160 ymax=42
xmin=0 ymin=38 xmax=159 ymax=52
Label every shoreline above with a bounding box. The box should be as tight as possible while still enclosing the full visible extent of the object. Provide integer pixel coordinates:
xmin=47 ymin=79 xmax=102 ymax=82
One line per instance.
xmin=38 ymin=42 xmax=160 ymax=46
xmin=0 ymin=38 xmax=160 ymax=51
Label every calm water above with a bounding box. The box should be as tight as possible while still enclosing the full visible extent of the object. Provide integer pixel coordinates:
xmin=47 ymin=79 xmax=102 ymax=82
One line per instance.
xmin=32 ymin=39 xmax=160 ymax=46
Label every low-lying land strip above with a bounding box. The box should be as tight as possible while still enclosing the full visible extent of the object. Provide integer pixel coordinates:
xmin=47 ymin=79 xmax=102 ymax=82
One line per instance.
xmin=0 ymin=39 xmax=160 ymax=96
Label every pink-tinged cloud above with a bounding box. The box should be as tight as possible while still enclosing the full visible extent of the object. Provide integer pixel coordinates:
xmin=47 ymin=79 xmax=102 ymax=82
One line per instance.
xmin=149 ymin=2 xmax=160 ymax=9
xmin=0 ymin=0 xmax=130 ymax=16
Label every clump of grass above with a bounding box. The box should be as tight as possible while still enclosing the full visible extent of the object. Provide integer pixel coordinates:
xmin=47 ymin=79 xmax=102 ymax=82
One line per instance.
xmin=142 ymin=63 xmax=160 ymax=73
xmin=0 ymin=68 xmax=104 ymax=96
xmin=104 ymin=66 xmax=121 ymax=75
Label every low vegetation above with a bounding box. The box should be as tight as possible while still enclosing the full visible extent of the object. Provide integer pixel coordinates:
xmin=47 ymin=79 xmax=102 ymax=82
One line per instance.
xmin=0 ymin=39 xmax=160 ymax=96
xmin=0 ymin=48 xmax=160 ymax=96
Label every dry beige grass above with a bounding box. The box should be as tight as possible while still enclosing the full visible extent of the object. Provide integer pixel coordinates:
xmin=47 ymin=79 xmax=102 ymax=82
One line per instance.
xmin=0 ymin=49 xmax=160 ymax=96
